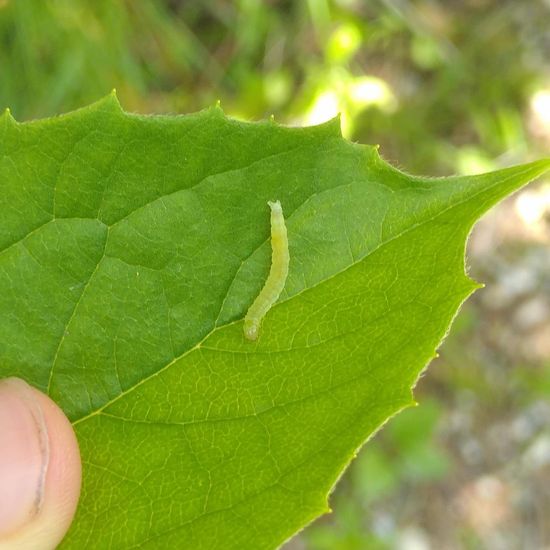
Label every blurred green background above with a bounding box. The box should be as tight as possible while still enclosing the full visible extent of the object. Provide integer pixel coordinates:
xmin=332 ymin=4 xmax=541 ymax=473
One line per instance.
xmin=1 ymin=1 xmax=549 ymax=548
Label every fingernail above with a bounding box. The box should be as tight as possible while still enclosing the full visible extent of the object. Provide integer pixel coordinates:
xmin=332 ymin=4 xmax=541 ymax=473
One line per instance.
xmin=0 ymin=378 xmax=50 ymax=537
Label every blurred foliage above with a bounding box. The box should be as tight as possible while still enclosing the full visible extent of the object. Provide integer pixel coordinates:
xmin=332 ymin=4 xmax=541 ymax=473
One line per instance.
xmin=1 ymin=0 xmax=549 ymax=176
xmin=301 ymin=400 xmax=451 ymax=549
xmin=1 ymin=1 xmax=549 ymax=548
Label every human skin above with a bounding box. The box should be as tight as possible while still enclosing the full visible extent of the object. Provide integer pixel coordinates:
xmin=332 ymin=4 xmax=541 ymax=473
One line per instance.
xmin=0 ymin=378 xmax=82 ymax=550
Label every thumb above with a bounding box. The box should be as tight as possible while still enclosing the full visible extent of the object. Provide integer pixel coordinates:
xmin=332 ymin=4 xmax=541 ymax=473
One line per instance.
xmin=0 ymin=378 xmax=81 ymax=550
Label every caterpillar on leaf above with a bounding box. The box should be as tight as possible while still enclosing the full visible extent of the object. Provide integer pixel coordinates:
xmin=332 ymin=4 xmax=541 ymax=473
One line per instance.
xmin=244 ymin=200 xmax=289 ymax=341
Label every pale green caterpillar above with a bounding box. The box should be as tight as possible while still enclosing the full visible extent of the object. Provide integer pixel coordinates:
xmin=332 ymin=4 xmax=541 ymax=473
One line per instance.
xmin=244 ymin=200 xmax=289 ymax=340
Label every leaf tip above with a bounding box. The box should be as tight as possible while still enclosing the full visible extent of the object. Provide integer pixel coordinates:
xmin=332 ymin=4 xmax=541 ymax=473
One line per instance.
xmin=353 ymin=141 xmax=385 ymax=168
xmin=306 ymin=114 xmax=343 ymax=139
xmin=521 ymin=158 xmax=550 ymax=183
xmin=106 ymin=89 xmax=123 ymax=112
xmin=88 ymin=90 xmax=123 ymax=116
xmin=207 ymin=100 xmax=224 ymax=118
xmin=332 ymin=112 xmax=343 ymax=136
xmin=463 ymin=275 xmax=485 ymax=293
xmin=1 ymin=107 xmax=16 ymax=125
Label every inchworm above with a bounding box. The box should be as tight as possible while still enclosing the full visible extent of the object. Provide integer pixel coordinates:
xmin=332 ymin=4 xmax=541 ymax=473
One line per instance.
xmin=244 ymin=200 xmax=289 ymax=341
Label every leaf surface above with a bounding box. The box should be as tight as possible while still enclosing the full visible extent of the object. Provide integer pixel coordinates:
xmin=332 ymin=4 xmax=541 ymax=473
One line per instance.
xmin=0 ymin=95 xmax=548 ymax=549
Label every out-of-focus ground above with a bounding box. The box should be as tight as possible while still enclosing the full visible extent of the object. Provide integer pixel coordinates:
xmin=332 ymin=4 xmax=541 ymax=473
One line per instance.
xmin=1 ymin=1 xmax=549 ymax=548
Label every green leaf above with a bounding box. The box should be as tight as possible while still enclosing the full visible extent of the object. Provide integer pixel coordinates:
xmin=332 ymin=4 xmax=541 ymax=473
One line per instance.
xmin=1 ymin=94 xmax=548 ymax=549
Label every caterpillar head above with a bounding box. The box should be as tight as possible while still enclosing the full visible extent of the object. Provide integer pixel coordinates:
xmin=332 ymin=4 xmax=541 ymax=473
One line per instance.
xmin=243 ymin=319 xmax=259 ymax=341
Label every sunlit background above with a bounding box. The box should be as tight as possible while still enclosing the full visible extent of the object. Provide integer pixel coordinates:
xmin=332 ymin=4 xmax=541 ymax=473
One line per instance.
xmin=1 ymin=1 xmax=549 ymax=548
